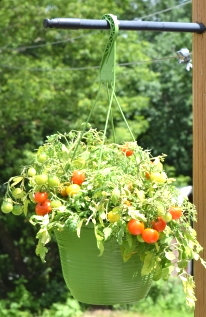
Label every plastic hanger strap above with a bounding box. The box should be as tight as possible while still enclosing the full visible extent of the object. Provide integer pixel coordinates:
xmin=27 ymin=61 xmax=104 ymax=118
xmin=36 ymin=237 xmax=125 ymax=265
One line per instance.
xmin=99 ymin=14 xmax=119 ymax=84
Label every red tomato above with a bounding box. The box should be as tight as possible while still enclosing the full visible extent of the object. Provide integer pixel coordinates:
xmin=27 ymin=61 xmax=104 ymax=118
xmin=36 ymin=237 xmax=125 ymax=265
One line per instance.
xmin=127 ymin=219 xmax=145 ymax=235
xmin=142 ymin=228 xmax=159 ymax=243
xmin=168 ymin=206 xmax=183 ymax=220
xmin=35 ymin=200 xmax=52 ymax=216
xmin=121 ymin=145 xmax=133 ymax=157
xmin=152 ymin=217 xmax=167 ymax=232
xmin=33 ymin=192 xmax=48 ymax=203
xmin=71 ymin=170 xmax=85 ymax=185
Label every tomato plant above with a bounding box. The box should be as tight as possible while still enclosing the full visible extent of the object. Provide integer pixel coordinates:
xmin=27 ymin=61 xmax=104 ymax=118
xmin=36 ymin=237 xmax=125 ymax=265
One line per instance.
xmin=33 ymin=192 xmax=48 ymax=203
xmin=142 ymin=228 xmax=159 ymax=243
xmin=1 ymin=127 xmax=203 ymax=307
xmin=127 ymin=219 xmax=145 ymax=235
xmin=168 ymin=206 xmax=183 ymax=220
xmin=66 ymin=184 xmax=81 ymax=196
xmin=152 ymin=217 xmax=166 ymax=232
xmin=71 ymin=170 xmax=85 ymax=185
xmin=35 ymin=200 xmax=52 ymax=216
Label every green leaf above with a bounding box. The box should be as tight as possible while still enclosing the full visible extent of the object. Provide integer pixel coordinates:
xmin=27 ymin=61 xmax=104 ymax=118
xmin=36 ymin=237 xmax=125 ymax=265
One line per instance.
xmin=103 ymin=227 xmax=112 ymax=240
xmin=127 ymin=209 xmax=147 ymax=222
xmin=126 ymin=232 xmax=133 ymax=248
xmin=180 ymin=274 xmax=196 ymax=308
xmin=36 ymin=228 xmax=51 ymax=245
xmin=141 ymin=252 xmax=155 ymax=276
xmin=165 ymin=251 xmax=176 ymax=261
xmin=97 ymin=239 xmax=104 ymax=256
xmin=94 ymin=226 xmax=104 ymax=256
xmin=77 ymin=219 xmax=85 ymax=238
xmin=36 ymin=241 xmax=48 ymax=262
xmin=80 ymin=151 xmax=90 ymax=160
xmin=152 ymin=262 xmax=162 ymax=281
xmin=161 ymin=265 xmax=175 ymax=280
xmin=117 ymin=227 xmax=124 ymax=245
xmin=10 ymin=176 xmax=23 ymax=187
xmin=111 ymin=187 xmax=120 ymax=205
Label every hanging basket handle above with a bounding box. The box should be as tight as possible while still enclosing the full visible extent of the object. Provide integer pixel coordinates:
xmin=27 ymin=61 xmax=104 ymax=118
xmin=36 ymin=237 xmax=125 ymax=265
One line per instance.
xmin=99 ymin=14 xmax=119 ymax=85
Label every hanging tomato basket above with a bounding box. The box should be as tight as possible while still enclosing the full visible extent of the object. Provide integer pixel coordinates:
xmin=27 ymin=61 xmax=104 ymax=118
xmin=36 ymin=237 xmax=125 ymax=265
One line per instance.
xmin=1 ymin=14 xmax=206 ymax=308
xmin=55 ymin=224 xmax=152 ymax=304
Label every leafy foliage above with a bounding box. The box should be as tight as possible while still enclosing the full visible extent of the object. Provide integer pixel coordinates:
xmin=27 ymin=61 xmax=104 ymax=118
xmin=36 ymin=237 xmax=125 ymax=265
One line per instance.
xmin=126 ymin=277 xmax=194 ymax=317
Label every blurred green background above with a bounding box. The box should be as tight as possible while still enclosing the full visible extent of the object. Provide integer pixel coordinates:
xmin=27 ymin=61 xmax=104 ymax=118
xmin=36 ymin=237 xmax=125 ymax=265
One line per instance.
xmin=0 ymin=0 xmax=194 ymax=316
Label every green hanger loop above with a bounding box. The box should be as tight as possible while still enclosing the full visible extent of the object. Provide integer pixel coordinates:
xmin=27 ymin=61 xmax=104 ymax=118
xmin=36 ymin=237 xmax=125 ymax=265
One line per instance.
xmin=99 ymin=14 xmax=119 ymax=85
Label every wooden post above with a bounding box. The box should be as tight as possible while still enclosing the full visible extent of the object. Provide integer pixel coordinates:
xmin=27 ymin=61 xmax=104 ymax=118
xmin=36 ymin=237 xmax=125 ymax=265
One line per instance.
xmin=193 ymin=1 xmax=206 ymax=316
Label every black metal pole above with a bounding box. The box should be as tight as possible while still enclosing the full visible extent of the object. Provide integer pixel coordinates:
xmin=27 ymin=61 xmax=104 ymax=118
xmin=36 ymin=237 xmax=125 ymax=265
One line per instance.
xmin=43 ymin=18 xmax=206 ymax=33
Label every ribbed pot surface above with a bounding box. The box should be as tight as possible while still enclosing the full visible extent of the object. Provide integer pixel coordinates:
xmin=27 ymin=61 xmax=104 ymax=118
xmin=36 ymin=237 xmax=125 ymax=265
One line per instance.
xmin=55 ymin=225 xmax=152 ymax=305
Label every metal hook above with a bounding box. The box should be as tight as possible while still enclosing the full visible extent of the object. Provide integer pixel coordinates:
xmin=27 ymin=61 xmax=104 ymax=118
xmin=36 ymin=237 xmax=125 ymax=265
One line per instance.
xmin=176 ymin=48 xmax=192 ymax=71
xmin=99 ymin=14 xmax=119 ymax=84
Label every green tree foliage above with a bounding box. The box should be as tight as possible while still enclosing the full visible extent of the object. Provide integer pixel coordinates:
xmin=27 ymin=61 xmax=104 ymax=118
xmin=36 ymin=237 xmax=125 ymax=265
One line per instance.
xmin=136 ymin=1 xmax=193 ymax=180
xmin=0 ymin=0 xmax=193 ymax=314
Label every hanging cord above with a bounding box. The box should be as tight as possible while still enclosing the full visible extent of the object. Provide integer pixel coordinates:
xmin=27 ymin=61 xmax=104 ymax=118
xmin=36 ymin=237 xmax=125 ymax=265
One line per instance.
xmin=66 ymin=14 xmax=140 ymax=165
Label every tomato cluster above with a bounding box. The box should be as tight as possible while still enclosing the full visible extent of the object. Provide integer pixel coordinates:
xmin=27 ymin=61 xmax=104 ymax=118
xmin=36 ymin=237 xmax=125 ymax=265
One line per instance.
xmin=34 ymin=192 xmax=52 ymax=216
xmin=59 ymin=170 xmax=85 ymax=197
xmin=127 ymin=205 xmax=183 ymax=244
xmin=121 ymin=144 xmax=133 ymax=157
xmin=32 ymin=170 xmax=86 ymax=216
xmin=127 ymin=219 xmax=159 ymax=243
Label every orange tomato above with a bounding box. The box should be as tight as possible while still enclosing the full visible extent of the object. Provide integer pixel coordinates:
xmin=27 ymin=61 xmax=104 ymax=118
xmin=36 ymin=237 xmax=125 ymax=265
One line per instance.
xmin=168 ymin=206 xmax=183 ymax=220
xmin=142 ymin=228 xmax=159 ymax=243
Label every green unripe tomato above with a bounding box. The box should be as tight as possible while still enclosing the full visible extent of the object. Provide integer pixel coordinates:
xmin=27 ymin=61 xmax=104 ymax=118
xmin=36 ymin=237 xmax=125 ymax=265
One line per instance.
xmin=48 ymin=176 xmax=60 ymax=187
xmin=12 ymin=205 xmax=24 ymax=215
xmin=28 ymin=167 xmax=36 ymax=177
xmin=161 ymin=213 xmax=173 ymax=223
xmin=12 ymin=187 xmax=25 ymax=199
xmin=35 ymin=174 xmax=48 ymax=185
xmin=157 ymin=205 xmax=165 ymax=216
xmin=50 ymin=200 xmax=62 ymax=208
xmin=37 ymin=153 xmax=47 ymax=163
xmin=1 ymin=201 xmax=13 ymax=213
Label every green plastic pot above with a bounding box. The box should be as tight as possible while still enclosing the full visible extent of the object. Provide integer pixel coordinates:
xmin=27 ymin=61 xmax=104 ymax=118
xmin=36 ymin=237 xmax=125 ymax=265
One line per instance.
xmin=55 ymin=224 xmax=152 ymax=305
